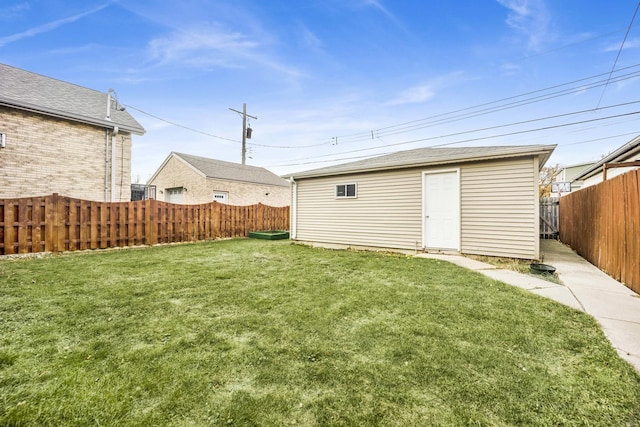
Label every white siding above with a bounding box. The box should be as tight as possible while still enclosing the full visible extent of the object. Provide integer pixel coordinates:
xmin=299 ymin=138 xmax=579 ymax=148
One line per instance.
xmin=295 ymin=169 xmax=423 ymax=250
xmin=294 ymin=156 xmax=540 ymax=259
xmin=460 ymin=158 xmax=538 ymax=259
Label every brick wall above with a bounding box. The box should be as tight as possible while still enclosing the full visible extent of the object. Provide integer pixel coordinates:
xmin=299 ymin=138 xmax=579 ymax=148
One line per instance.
xmin=0 ymin=107 xmax=132 ymax=201
xmin=149 ymin=155 xmax=291 ymax=206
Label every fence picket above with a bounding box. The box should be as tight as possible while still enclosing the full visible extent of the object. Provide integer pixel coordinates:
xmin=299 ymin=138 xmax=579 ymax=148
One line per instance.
xmin=539 ymin=197 xmax=559 ymax=238
xmin=32 ymin=198 xmax=43 ymax=253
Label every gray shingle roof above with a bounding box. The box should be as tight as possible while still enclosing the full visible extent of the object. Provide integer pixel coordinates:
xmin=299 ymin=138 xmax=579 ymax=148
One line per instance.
xmin=572 ymin=134 xmax=640 ymax=181
xmin=173 ymin=152 xmax=290 ymax=187
xmin=289 ymin=144 xmax=556 ymax=179
xmin=0 ymin=63 xmax=144 ymax=135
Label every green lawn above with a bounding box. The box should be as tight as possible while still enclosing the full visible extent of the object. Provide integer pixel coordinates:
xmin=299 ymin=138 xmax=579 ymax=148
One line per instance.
xmin=1 ymin=239 xmax=639 ymax=426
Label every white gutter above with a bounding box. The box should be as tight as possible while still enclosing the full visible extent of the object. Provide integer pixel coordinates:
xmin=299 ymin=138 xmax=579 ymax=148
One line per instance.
xmin=111 ymin=126 xmax=119 ymax=202
xmin=105 ymin=129 xmax=110 ymax=201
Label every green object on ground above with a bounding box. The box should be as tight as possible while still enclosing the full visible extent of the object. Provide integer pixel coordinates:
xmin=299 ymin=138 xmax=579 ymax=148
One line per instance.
xmin=248 ymin=230 xmax=290 ymax=240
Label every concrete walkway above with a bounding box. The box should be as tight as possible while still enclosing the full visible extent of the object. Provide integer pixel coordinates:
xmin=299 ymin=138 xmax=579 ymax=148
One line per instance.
xmin=417 ymin=240 xmax=640 ymax=372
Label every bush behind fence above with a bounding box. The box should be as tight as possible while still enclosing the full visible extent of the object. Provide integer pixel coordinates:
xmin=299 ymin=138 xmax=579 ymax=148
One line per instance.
xmin=559 ymin=168 xmax=639 ymax=294
xmin=0 ymin=194 xmax=290 ymax=255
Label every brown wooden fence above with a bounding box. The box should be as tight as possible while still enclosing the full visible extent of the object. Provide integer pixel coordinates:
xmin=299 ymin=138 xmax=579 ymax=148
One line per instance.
xmin=559 ymin=169 xmax=640 ymax=294
xmin=0 ymin=194 xmax=290 ymax=255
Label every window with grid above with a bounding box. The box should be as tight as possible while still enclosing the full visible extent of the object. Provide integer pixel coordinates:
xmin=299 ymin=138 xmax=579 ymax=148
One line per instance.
xmin=336 ymin=183 xmax=357 ymax=198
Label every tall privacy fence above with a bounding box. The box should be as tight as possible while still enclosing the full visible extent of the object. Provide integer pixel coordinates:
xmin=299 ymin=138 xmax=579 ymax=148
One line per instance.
xmin=560 ymin=169 xmax=639 ymax=294
xmin=0 ymin=194 xmax=290 ymax=255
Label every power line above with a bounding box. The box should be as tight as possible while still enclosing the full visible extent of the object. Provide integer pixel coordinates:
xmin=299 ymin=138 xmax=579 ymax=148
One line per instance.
xmin=267 ymin=109 xmax=640 ymax=168
xmin=562 ymin=130 xmax=640 ymax=146
xmin=124 ymin=104 xmax=241 ymax=143
xmin=327 ymin=66 xmax=640 ymax=145
xmin=125 ymin=64 xmax=640 ymax=151
xmin=269 ymin=101 xmax=640 ymax=164
xmin=271 ymin=129 xmax=640 ymax=170
xmin=596 ymin=1 xmax=640 ymax=109
xmin=124 ymin=63 xmax=640 ymax=151
xmin=125 ymin=103 xmax=330 ymax=149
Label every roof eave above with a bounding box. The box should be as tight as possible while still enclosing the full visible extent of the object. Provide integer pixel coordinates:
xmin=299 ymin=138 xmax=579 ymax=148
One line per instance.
xmin=572 ymin=135 xmax=640 ymax=181
xmin=205 ymin=175 xmax=290 ymax=187
xmin=291 ymin=146 xmax=556 ymax=179
xmin=0 ymin=99 xmax=146 ymax=135
xmin=172 ymin=152 xmax=290 ymax=187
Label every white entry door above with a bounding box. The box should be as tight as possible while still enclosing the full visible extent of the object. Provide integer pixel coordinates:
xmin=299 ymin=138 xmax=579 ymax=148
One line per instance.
xmin=423 ymin=170 xmax=459 ymax=250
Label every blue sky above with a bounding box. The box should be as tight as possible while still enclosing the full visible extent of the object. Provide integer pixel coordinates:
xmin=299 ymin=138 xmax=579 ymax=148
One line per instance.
xmin=2 ymin=0 xmax=640 ymax=181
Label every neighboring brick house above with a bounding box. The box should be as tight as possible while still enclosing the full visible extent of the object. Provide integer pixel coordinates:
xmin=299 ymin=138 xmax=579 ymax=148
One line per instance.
xmin=0 ymin=63 xmax=145 ymax=201
xmin=148 ymin=152 xmax=290 ymax=206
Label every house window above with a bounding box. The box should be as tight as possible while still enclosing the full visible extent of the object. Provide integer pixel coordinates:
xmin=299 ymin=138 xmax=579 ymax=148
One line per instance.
xmin=336 ymin=183 xmax=357 ymax=198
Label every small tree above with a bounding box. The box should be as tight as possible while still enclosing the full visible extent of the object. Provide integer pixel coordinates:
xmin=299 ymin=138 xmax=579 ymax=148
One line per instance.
xmin=539 ymin=164 xmax=560 ymax=198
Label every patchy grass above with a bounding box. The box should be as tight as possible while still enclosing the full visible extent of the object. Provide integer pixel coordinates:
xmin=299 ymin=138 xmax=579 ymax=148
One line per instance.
xmin=466 ymin=254 xmax=562 ymax=284
xmin=1 ymin=239 xmax=639 ymax=426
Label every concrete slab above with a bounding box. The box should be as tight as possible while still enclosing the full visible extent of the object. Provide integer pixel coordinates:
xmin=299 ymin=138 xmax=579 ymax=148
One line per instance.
xmin=568 ymin=289 xmax=640 ymax=324
xmin=597 ymin=317 xmax=640 ymax=372
xmin=529 ymin=287 xmax=584 ymax=312
xmin=541 ymin=240 xmax=637 ymax=296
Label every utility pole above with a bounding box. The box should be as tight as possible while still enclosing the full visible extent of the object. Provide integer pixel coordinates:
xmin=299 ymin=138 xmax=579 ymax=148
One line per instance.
xmin=228 ymin=103 xmax=257 ymax=165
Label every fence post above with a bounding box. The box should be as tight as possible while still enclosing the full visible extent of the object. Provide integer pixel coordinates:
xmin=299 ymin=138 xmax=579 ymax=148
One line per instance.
xmin=3 ymin=199 xmax=16 ymax=255
xmin=44 ymin=193 xmax=60 ymax=253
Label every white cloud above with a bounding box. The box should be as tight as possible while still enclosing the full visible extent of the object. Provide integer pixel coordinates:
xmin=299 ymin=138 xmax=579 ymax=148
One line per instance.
xmin=148 ymin=24 xmax=258 ymax=67
xmin=0 ymin=2 xmax=111 ymax=47
xmin=146 ymin=23 xmax=304 ymax=78
xmin=362 ymin=0 xmax=406 ymax=31
xmin=385 ymin=72 xmax=465 ymax=106
xmin=501 ymin=62 xmax=521 ymax=75
xmin=0 ymin=2 xmax=30 ymax=20
xmin=386 ymin=84 xmax=435 ymax=106
xmin=603 ymin=37 xmax=640 ymax=52
xmin=296 ymin=23 xmax=323 ymax=52
xmin=496 ymin=0 xmax=551 ymax=51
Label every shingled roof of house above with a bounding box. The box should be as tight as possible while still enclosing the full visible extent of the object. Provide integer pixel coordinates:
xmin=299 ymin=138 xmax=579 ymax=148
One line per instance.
xmin=152 ymin=152 xmax=290 ymax=187
xmin=571 ymin=134 xmax=640 ymax=181
xmin=0 ymin=63 xmax=144 ymax=135
xmin=289 ymin=144 xmax=556 ymax=179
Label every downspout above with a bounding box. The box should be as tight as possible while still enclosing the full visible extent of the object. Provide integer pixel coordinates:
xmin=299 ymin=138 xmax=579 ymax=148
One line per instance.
xmin=289 ymin=177 xmax=297 ymax=239
xmin=105 ymin=89 xmax=113 ymax=202
xmin=105 ymin=129 xmax=110 ymax=201
xmin=111 ymin=126 xmax=119 ymax=202
xmin=533 ymin=155 xmax=541 ymax=260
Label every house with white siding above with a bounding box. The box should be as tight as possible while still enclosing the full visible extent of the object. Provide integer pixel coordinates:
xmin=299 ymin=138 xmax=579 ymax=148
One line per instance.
xmin=288 ymin=144 xmax=556 ymax=260
xmin=571 ymin=135 xmax=640 ymax=189
xmin=550 ymin=161 xmax=593 ymax=196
